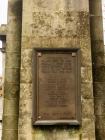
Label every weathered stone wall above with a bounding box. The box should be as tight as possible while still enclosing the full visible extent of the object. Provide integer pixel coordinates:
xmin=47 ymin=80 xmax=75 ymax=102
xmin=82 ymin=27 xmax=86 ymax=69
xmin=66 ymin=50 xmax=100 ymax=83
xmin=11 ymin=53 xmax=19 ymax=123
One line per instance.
xmin=18 ymin=0 xmax=95 ymax=140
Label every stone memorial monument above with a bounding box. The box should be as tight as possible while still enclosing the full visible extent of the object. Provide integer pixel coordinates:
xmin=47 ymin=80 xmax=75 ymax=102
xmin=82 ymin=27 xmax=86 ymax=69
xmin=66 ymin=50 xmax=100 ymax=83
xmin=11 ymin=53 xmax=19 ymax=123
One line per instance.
xmin=1 ymin=0 xmax=105 ymax=140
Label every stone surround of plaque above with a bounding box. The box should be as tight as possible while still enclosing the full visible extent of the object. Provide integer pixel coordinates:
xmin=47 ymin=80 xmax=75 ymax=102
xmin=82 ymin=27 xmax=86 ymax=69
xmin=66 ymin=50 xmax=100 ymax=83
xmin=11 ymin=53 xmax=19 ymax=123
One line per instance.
xmin=32 ymin=48 xmax=81 ymax=125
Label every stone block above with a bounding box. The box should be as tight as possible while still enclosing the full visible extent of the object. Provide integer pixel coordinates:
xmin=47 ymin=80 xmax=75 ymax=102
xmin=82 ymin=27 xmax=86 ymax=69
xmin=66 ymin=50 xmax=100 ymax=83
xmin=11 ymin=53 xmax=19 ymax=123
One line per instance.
xmin=89 ymin=0 xmax=102 ymax=16
xmin=32 ymin=11 xmax=79 ymax=38
xmin=33 ymin=0 xmax=89 ymax=12
xmin=20 ymin=83 xmax=32 ymax=100
xmin=7 ymin=31 xmax=21 ymax=42
xmin=79 ymin=36 xmax=91 ymax=49
xmin=81 ymin=82 xmax=93 ymax=99
xmin=18 ymin=115 xmax=32 ymax=135
xmin=53 ymin=132 xmax=80 ymax=140
xmin=77 ymin=12 xmax=90 ymax=38
xmin=4 ymin=83 xmax=19 ymax=99
xmin=23 ymin=0 xmax=33 ymax=16
xmin=33 ymin=128 xmax=80 ymax=140
xmin=21 ymin=49 xmax=32 ymax=69
xmin=81 ymin=67 xmax=92 ymax=83
xmin=96 ymin=115 xmax=105 ymax=130
xmin=31 ymin=36 xmax=80 ymax=49
xmin=32 ymin=11 xmax=90 ymax=39
xmin=82 ymin=118 xmax=95 ymax=133
xmin=81 ymin=131 xmax=95 ymax=140
xmin=95 ymin=129 xmax=105 ymax=140
xmin=2 ymin=130 xmax=18 ymax=140
xmin=80 ymin=45 xmax=92 ymax=67
xmin=94 ymin=98 xmax=105 ymax=116
xmin=3 ymin=98 xmax=19 ymax=115
xmin=93 ymin=66 xmax=105 ymax=82
xmin=8 ymin=16 xmax=22 ymax=36
xmin=3 ymin=115 xmax=18 ymax=130
xmin=91 ymin=40 xmax=104 ymax=54
xmin=22 ymin=18 xmax=32 ymax=36
xmin=8 ymin=0 xmax=22 ymax=17
xmin=6 ymin=39 xmax=21 ymax=52
xmin=6 ymin=52 xmax=21 ymax=68
xmin=93 ymin=82 xmax=105 ymax=98
xmin=82 ymin=99 xmax=94 ymax=118
xmin=22 ymin=36 xmax=32 ymax=49
xmin=5 ymin=68 xmax=20 ymax=83
xmin=92 ymin=52 xmax=104 ymax=66
xmin=18 ymin=134 xmax=32 ymax=140
xmin=90 ymin=16 xmax=103 ymax=40
xmin=20 ymin=68 xmax=32 ymax=83
xmin=19 ymin=99 xmax=32 ymax=115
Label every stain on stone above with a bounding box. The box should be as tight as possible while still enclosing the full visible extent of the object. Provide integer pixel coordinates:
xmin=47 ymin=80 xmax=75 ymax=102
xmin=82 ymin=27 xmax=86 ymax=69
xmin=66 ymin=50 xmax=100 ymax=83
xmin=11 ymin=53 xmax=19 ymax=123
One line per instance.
xmin=77 ymin=11 xmax=90 ymax=37
xmin=9 ymin=1 xmax=22 ymax=16
xmin=65 ymin=12 xmax=74 ymax=23
xmin=93 ymin=66 xmax=105 ymax=82
xmin=4 ymin=83 xmax=19 ymax=99
xmin=32 ymin=11 xmax=80 ymax=37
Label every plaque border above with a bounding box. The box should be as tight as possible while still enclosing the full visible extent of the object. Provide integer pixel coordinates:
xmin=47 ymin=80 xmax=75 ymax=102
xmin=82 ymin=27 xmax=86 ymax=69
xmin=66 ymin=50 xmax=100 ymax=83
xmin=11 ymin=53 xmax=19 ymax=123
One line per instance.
xmin=32 ymin=48 xmax=81 ymax=125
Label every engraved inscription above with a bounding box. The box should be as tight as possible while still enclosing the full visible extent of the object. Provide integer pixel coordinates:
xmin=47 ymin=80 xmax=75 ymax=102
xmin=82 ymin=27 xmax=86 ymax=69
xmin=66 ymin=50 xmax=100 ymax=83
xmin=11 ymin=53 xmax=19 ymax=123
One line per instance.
xmin=37 ymin=53 xmax=76 ymax=120
xmin=44 ymin=77 xmax=71 ymax=107
xmin=41 ymin=57 xmax=72 ymax=73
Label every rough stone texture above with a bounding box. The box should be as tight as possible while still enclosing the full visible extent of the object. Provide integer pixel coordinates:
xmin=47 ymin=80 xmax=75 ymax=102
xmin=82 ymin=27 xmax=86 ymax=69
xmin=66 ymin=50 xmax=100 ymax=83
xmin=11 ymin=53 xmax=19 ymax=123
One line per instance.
xmin=89 ymin=0 xmax=105 ymax=139
xmin=89 ymin=0 xmax=102 ymax=16
xmin=81 ymin=82 xmax=93 ymax=99
xmin=3 ymin=98 xmax=19 ymax=115
xmin=4 ymin=83 xmax=19 ymax=99
xmin=18 ymin=0 xmax=95 ymax=140
xmin=6 ymin=53 xmax=21 ymax=68
xmin=96 ymin=129 xmax=105 ymax=140
xmin=2 ymin=0 xmax=22 ymax=140
xmin=93 ymin=82 xmax=105 ymax=98
xmin=3 ymin=0 xmax=105 ymax=140
xmin=20 ymin=83 xmax=32 ymax=100
xmin=82 ymin=99 xmax=94 ymax=118
xmin=2 ymin=130 xmax=18 ymax=140
xmin=32 ymin=0 xmax=89 ymax=12
xmin=96 ymin=116 xmax=105 ymax=130
xmin=94 ymin=98 xmax=105 ymax=116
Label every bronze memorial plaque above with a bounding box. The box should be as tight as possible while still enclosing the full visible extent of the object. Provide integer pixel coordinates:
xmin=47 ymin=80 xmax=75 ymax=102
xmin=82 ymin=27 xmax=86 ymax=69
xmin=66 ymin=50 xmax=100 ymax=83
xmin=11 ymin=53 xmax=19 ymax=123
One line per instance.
xmin=32 ymin=48 xmax=81 ymax=125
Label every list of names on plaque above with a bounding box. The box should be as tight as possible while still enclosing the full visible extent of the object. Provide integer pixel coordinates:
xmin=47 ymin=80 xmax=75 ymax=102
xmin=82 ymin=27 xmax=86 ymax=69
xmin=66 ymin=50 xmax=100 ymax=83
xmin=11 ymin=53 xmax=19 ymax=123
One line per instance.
xmin=37 ymin=53 xmax=76 ymax=120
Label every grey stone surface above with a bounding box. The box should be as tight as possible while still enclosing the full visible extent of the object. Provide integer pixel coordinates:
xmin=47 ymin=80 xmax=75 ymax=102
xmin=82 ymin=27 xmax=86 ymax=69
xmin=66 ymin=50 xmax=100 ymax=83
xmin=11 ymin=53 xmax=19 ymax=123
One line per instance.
xmin=5 ymin=68 xmax=20 ymax=83
xmin=4 ymin=83 xmax=19 ymax=99
xmin=18 ymin=0 xmax=96 ymax=140
xmin=90 ymin=16 xmax=103 ymax=40
xmin=3 ymin=0 xmax=105 ymax=140
xmin=2 ymin=0 xmax=22 ymax=140
xmin=94 ymin=98 xmax=105 ymax=116
xmin=6 ymin=53 xmax=21 ymax=68
xmin=93 ymin=66 xmax=105 ymax=82
xmin=3 ymin=98 xmax=19 ymax=115
xmin=89 ymin=0 xmax=102 ymax=16
xmin=81 ymin=82 xmax=93 ymax=99
xmin=2 ymin=130 xmax=18 ymax=140
xmin=93 ymin=82 xmax=105 ymax=98
xmin=89 ymin=0 xmax=105 ymax=139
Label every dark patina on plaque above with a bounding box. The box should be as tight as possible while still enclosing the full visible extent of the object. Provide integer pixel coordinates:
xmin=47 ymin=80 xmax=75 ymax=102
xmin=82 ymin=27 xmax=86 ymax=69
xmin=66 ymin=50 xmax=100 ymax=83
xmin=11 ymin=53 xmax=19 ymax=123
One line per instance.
xmin=32 ymin=48 xmax=81 ymax=125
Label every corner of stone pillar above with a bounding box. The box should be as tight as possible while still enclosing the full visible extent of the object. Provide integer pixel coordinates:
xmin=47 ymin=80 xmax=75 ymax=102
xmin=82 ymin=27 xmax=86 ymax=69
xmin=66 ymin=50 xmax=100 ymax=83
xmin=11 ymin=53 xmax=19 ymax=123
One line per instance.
xmin=89 ymin=0 xmax=105 ymax=139
xmin=2 ymin=0 xmax=22 ymax=140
